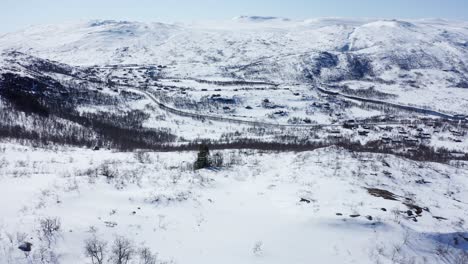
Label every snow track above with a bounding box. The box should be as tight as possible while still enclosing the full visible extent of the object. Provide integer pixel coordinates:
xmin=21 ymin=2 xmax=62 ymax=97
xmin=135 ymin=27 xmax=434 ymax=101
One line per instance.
xmin=316 ymin=86 xmax=461 ymax=120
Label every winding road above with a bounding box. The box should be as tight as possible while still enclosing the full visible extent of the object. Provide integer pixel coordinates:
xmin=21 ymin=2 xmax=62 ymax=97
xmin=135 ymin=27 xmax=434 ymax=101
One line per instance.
xmin=128 ymin=87 xmax=336 ymax=128
xmin=125 ymin=87 xmax=417 ymax=129
xmin=316 ymin=86 xmax=459 ymax=120
xmin=119 ymin=76 xmax=467 ymax=130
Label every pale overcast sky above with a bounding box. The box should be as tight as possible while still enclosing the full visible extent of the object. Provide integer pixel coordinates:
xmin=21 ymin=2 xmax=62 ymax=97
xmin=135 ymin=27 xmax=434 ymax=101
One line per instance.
xmin=1 ymin=0 xmax=467 ymax=33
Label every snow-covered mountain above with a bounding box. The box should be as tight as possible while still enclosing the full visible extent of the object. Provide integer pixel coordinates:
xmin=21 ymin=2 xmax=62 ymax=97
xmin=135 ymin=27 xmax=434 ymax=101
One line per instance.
xmin=1 ymin=17 xmax=468 ymax=113
xmin=0 ymin=18 xmax=466 ymax=82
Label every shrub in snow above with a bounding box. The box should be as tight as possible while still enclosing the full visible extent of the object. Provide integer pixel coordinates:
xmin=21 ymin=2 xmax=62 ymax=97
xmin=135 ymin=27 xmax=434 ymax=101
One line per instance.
xmin=99 ymin=162 xmax=116 ymax=180
xmin=33 ymin=245 xmax=60 ymax=264
xmin=145 ymin=191 xmax=191 ymax=206
xmin=223 ymin=151 xmax=244 ymax=167
xmin=134 ymin=151 xmax=152 ymax=164
xmin=252 ymin=241 xmax=264 ymax=256
xmin=0 ymin=157 xmax=9 ymax=168
xmin=211 ymin=152 xmax=224 ymax=168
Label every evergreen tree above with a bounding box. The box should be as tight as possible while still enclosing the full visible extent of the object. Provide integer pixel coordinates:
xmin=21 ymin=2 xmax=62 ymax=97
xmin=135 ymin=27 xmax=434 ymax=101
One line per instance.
xmin=194 ymin=144 xmax=211 ymax=170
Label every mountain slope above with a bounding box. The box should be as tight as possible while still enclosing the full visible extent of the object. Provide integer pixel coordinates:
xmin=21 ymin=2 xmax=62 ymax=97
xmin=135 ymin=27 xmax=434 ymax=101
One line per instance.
xmin=1 ymin=18 xmax=466 ymax=78
xmin=1 ymin=18 xmax=468 ymax=120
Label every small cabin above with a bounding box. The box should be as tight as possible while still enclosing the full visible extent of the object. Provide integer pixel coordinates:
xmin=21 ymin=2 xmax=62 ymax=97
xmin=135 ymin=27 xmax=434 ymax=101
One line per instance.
xmin=358 ymin=130 xmax=369 ymax=136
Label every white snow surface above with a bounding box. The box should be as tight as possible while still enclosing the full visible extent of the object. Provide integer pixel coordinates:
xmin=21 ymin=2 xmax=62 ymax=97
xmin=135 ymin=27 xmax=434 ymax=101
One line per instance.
xmin=0 ymin=143 xmax=468 ymax=264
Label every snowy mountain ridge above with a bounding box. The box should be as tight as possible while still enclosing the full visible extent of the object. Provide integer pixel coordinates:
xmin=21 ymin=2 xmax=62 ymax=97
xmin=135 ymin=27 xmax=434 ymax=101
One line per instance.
xmin=1 ymin=17 xmax=466 ymax=70
xmin=4 ymin=17 xmax=468 ymax=113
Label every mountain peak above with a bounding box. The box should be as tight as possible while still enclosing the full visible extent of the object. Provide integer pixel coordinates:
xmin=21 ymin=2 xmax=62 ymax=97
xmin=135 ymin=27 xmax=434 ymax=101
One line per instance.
xmin=362 ymin=19 xmax=416 ymax=29
xmin=232 ymin=16 xmax=291 ymax=22
xmin=88 ymin=20 xmax=133 ymax=27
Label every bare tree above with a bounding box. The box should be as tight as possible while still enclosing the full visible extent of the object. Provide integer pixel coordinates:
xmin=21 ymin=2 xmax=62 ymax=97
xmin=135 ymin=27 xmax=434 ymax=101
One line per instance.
xmin=110 ymin=236 xmax=135 ymax=264
xmin=139 ymin=247 xmax=157 ymax=264
xmin=39 ymin=217 xmax=61 ymax=247
xmin=84 ymin=237 xmax=107 ymax=264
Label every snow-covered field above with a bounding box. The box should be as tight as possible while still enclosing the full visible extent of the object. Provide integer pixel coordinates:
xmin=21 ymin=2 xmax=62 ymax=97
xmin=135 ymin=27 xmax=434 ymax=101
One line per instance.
xmin=1 ymin=142 xmax=468 ymax=264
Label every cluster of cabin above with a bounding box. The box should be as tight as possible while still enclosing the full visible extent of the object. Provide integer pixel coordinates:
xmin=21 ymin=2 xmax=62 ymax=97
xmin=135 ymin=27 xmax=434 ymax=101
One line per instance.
xmin=93 ymin=65 xmax=167 ymax=87
xmin=378 ymin=124 xmax=438 ymax=145
xmin=312 ymin=102 xmax=331 ymax=110
xmin=325 ymin=115 xmax=467 ymax=148
xmin=261 ymin=99 xmax=284 ymax=109
xmin=399 ymin=126 xmax=461 ymax=146
xmin=448 ymin=128 xmax=465 ymax=142
xmin=209 ymin=94 xmax=237 ymax=104
xmin=308 ymin=96 xmax=351 ymax=120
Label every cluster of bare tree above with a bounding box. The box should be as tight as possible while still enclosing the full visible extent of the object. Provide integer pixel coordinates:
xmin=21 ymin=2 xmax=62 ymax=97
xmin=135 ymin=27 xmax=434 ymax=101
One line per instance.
xmin=0 ymin=72 xmax=176 ymax=150
xmin=168 ymin=138 xmax=467 ymax=163
xmin=332 ymin=84 xmax=398 ymax=100
xmin=1 ymin=70 xmax=466 ymax=162
xmin=85 ymin=236 xmax=158 ymax=264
